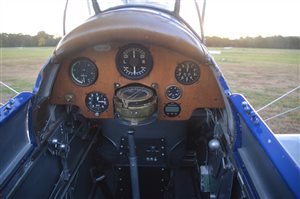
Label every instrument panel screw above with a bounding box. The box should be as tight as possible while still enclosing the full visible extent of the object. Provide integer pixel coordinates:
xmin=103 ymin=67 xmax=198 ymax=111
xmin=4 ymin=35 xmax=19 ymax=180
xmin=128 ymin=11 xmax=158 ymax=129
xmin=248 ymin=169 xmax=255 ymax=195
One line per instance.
xmin=151 ymin=83 xmax=158 ymax=89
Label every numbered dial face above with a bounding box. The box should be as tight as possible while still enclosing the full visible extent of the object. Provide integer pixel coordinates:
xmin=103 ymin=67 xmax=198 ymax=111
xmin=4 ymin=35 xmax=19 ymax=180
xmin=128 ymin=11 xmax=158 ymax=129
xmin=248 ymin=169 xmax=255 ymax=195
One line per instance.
xmin=166 ymin=85 xmax=182 ymax=100
xmin=70 ymin=58 xmax=98 ymax=86
xmin=175 ymin=61 xmax=200 ymax=85
xmin=85 ymin=92 xmax=109 ymax=113
xmin=116 ymin=44 xmax=153 ymax=80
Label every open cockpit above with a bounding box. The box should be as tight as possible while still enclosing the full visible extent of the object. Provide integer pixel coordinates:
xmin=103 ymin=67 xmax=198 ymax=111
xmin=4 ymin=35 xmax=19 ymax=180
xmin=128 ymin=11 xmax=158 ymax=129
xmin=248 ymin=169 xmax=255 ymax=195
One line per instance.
xmin=1 ymin=2 xmax=299 ymax=199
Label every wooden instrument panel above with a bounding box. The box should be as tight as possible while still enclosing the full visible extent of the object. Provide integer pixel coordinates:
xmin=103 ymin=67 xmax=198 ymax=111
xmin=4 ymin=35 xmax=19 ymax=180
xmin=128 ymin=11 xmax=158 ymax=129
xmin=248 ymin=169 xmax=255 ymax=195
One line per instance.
xmin=50 ymin=43 xmax=224 ymax=120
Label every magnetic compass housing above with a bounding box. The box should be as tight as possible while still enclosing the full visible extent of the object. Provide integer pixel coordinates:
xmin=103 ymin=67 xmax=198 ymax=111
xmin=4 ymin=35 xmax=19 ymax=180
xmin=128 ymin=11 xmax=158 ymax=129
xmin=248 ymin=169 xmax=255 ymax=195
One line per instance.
xmin=113 ymin=84 xmax=158 ymax=125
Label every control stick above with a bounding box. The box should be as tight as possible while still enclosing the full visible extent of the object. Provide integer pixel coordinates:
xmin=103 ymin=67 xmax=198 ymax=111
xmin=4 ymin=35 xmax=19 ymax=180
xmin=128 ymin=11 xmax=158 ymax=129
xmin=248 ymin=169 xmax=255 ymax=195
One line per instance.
xmin=127 ymin=129 xmax=140 ymax=199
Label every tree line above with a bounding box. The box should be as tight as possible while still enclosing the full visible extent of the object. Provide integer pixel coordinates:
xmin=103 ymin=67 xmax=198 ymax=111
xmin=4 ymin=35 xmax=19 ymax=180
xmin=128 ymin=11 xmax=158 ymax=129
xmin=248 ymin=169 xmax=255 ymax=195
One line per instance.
xmin=205 ymin=36 xmax=300 ymax=49
xmin=1 ymin=32 xmax=299 ymax=49
xmin=1 ymin=31 xmax=61 ymax=47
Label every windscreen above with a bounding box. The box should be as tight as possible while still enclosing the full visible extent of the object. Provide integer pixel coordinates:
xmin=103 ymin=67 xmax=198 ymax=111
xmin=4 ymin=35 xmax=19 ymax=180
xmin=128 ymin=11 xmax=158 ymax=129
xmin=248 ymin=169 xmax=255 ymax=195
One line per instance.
xmin=99 ymin=0 xmax=176 ymax=12
xmin=65 ymin=0 xmax=204 ymax=39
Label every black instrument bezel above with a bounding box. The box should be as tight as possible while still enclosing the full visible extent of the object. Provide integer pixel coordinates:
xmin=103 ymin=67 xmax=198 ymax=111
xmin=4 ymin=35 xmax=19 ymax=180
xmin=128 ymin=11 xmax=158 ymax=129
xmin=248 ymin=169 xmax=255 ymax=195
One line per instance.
xmin=85 ymin=91 xmax=109 ymax=113
xmin=163 ymin=102 xmax=181 ymax=117
xmin=165 ymin=85 xmax=182 ymax=101
xmin=115 ymin=43 xmax=153 ymax=80
xmin=175 ymin=61 xmax=200 ymax=85
xmin=69 ymin=57 xmax=98 ymax=87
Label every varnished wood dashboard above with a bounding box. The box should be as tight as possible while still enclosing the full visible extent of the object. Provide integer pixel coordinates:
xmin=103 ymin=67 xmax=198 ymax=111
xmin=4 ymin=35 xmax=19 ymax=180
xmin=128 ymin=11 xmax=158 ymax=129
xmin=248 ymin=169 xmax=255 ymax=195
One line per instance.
xmin=50 ymin=42 xmax=224 ymax=120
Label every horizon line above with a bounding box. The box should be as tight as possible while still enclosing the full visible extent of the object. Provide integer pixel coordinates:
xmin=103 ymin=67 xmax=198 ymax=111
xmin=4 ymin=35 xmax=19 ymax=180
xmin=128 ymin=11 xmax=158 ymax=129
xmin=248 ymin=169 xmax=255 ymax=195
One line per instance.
xmin=1 ymin=32 xmax=299 ymax=40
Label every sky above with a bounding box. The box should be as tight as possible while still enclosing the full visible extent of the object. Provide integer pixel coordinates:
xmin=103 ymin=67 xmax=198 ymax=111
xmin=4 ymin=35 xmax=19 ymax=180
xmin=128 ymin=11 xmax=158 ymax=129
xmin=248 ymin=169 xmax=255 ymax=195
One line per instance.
xmin=0 ymin=0 xmax=299 ymax=39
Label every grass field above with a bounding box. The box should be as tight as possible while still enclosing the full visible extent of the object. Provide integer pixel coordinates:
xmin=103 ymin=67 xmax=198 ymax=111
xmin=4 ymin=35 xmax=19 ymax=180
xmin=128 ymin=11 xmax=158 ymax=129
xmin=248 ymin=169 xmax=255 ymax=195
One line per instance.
xmin=0 ymin=47 xmax=299 ymax=134
xmin=210 ymin=48 xmax=300 ymax=134
xmin=0 ymin=47 xmax=54 ymax=98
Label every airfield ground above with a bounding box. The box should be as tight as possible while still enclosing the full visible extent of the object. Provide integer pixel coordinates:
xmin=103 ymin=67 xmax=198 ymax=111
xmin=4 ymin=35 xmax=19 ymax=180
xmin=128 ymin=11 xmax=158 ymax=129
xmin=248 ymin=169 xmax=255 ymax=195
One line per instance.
xmin=0 ymin=47 xmax=299 ymax=134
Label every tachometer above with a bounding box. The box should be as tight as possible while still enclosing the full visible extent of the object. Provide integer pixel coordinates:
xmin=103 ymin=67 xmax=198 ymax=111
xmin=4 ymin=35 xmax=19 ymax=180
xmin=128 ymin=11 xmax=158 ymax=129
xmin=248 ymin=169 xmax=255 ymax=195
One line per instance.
xmin=116 ymin=43 xmax=153 ymax=80
xmin=175 ymin=61 xmax=200 ymax=85
xmin=70 ymin=58 xmax=98 ymax=86
xmin=85 ymin=92 xmax=109 ymax=115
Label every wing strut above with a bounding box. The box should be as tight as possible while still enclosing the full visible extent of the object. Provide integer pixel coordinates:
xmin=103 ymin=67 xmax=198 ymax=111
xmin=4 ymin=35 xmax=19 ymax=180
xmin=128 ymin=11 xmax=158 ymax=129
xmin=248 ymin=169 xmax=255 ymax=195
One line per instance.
xmin=63 ymin=0 xmax=69 ymax=35
xmin=194 ymin=0 xmax=206 ymax=43
xmin=174 ymin=0 xmax=181 ymax=17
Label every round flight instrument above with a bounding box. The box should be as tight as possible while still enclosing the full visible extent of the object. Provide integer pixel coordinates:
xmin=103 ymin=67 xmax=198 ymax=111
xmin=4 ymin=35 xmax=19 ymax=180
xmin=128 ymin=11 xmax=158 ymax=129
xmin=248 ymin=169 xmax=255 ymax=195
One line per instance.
xmin=70 ymin=58 xmax=98 ymax=86
xmin=166 ymin=85 xmax=182 ymax=100
xmin=114 ymin=84 xmax=158 ymax=124
xmin=116 ymin=44 xmax=153 ymax=80
xmin=175 ymin=61 xmax=200 ymax=85
xmin=85 ymin=92 xmax=109 ymax=114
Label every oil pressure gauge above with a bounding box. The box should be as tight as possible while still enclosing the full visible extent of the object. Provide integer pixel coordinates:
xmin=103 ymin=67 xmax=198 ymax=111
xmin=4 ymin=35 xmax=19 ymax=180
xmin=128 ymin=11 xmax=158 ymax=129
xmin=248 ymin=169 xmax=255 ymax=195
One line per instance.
xmin=166 ymin=85 xmax=182 ymax=101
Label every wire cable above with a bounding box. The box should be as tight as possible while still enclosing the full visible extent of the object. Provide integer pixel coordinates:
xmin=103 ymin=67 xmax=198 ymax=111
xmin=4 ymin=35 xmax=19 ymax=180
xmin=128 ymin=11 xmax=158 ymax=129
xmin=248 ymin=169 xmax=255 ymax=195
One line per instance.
xmin=265 ymin=105 xmax=300 ymax=122
xmin=0 ymin=81 xmax=19 ymax=94
xmin=257 ymin=85 xmax=300 ymax=112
